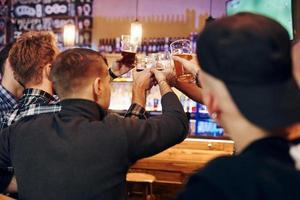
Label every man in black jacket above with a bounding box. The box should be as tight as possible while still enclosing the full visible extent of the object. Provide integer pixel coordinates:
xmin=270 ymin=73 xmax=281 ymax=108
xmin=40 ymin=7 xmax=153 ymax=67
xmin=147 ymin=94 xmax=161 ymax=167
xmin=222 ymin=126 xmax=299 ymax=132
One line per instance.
xmin=0 ymin=48 xmax=189 ymax=200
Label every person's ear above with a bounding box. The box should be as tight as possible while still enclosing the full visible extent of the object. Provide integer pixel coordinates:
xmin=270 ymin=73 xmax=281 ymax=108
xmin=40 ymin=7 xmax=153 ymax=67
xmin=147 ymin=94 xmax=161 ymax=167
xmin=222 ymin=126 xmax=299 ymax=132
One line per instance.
xmin=45 ymin=64 xmax=52 ymax=79
xmin=93 ymin=77 xmax=102 ymax=99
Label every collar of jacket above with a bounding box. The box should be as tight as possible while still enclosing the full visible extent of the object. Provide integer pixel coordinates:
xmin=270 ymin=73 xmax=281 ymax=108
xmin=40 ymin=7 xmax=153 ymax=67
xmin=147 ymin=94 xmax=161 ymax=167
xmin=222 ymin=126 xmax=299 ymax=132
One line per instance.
xmin=240 ymin=137 xmax=294 ymax=165
xmin=60 ymin=99 xmax=107 ymax=121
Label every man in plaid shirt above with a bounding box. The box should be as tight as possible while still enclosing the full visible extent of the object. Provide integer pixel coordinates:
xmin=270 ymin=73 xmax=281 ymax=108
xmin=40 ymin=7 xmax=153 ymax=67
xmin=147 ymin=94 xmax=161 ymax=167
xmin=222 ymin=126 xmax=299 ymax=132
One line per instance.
xmin=0 ymin=43 xmax=23 ymax=119
xmin=0 ymin=31 xmax=61 ymax=131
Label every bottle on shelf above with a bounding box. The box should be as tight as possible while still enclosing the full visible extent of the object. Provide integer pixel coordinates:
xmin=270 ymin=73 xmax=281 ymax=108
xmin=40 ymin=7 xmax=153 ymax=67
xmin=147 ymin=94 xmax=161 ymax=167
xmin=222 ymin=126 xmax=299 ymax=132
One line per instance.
xmin=115 ymin=37 xmax=121 ymax=53
xmin=98 ymin=32 xmax=198 ymax=54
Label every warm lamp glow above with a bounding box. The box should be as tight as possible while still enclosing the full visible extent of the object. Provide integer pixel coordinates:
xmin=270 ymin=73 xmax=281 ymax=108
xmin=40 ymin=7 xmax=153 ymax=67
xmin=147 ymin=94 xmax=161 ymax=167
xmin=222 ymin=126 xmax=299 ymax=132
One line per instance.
xmin=130 ymin=21 xmax=142 ymax=44
xmin=63 ymin=24 xmax=76 ymax=47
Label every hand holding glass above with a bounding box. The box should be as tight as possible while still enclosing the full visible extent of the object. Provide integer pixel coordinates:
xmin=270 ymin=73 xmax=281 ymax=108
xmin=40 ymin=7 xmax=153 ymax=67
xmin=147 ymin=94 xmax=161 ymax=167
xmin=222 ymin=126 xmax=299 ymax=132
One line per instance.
xmin=170 ymin=39 xmax=194 ymax=82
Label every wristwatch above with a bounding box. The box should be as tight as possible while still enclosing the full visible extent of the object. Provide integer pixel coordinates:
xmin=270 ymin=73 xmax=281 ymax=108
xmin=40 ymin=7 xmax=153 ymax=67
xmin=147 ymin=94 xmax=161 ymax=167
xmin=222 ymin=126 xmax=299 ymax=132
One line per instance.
xmin=108 ymin=68 xmax=118 ymax=80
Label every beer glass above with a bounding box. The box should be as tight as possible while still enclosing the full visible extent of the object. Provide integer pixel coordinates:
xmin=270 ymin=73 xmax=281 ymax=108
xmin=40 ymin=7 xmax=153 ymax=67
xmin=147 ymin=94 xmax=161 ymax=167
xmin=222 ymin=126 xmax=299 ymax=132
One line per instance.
xmin=136 ymin=54 xmax=156 ymax=71
xmin=170 ymin=39 xmax=193 ymax=82
xmin=136 ymin=55 xmax=147 ymax=71
xmin=155 ymin=51 xmax=171 ymax=71
xmin=121 ymin=35 xmax=138 ymax=65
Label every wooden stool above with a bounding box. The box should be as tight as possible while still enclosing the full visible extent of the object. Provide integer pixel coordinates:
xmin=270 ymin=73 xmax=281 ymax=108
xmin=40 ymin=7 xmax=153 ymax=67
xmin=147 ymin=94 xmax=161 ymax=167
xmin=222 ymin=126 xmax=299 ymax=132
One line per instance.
xmin=126 ymin=173 xmax=156 ymax=200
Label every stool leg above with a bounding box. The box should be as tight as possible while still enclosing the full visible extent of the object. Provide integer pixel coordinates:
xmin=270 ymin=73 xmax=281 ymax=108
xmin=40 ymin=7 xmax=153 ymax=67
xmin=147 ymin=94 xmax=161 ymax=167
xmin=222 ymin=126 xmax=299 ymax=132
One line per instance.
xmin=126 ymin=182 xmax=133 ymax=200
xmin=143 ymin=183 xmax=147 ymax=200
xmin=146 ymin=183 xmax=155 ymax=200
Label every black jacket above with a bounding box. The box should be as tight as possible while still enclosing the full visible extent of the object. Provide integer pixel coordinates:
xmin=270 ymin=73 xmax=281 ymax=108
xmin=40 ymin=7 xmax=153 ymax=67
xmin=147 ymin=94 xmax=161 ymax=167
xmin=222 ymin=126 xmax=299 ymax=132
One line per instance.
xmin=0 ymin=92 xmax=189 ymax=200
xmin=175 ymin=137 xmax=300 ymax=200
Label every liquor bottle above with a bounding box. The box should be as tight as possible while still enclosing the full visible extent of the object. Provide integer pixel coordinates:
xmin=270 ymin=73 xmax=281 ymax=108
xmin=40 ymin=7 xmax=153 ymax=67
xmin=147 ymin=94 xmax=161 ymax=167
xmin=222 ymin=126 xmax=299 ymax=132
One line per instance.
xmin=115 ymin=37 xmax=121 ymax=53
xmin=98 ymin=39 xmax=102 ymax=52
xmin=103 ymin=39 xmax=108 ymax=53
xmin=164 ymin=37 xmax=169 ymax=52
xmin=148 ymin=38 xmax=153 ymax=54
xmin=142 ymin=39 xmax=148 ymax=54
xmin=108 ymin=39 xmax=114 ymax=53
xmin=152 ymin=38 xmax=157 ymax=53
xmin=159 ymin=38 xmax=165 ymax=52
xmin=190 ymin=32 xmax=198 ymax=53
xmin=99 ymin=39 xmax=105 ymax=53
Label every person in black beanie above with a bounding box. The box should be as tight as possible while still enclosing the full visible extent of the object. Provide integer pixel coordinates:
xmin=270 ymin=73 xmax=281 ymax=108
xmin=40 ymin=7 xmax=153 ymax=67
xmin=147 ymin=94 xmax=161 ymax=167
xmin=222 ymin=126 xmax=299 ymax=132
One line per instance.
xmin=174 ymin=12 xmax=300 ymax=200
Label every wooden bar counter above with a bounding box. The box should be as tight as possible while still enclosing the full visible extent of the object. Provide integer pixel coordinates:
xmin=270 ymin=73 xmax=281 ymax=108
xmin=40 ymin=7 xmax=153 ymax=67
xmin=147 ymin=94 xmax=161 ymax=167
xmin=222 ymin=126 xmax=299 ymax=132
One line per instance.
xmin=129 ymin=138 xmax=234 ymax=185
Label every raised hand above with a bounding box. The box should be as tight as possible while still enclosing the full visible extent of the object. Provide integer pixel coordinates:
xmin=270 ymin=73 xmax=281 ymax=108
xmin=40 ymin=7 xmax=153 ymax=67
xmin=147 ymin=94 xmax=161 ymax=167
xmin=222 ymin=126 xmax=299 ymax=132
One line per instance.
xmin=151 ymin=68 xmax=172 ymax=96
xmin=132 ymin=69 xmax=155 ymax=107
xmin=172 ymin=55 xmax=200 ymax=77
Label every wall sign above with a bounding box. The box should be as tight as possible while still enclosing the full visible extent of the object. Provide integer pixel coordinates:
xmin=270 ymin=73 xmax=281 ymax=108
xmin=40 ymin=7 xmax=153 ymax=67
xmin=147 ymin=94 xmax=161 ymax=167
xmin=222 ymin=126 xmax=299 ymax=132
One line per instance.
xmin=14 ymin=17 xmax=75 ymax=31
xmin=76 ymin=0 xmax=92 ymax=17
xmin=44 ymin=3 xmax=68 ymax=16
xmin=8 ymin=0 xmax=93 ymax=47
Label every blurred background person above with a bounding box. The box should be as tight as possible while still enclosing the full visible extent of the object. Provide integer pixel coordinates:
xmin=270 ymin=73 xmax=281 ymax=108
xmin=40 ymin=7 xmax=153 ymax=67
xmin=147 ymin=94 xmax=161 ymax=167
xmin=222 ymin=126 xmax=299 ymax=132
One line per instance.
xmin=0 ymin=43 xmax=23 ymax=119
xmin=0 ymin=31 xmax=61 ymax=129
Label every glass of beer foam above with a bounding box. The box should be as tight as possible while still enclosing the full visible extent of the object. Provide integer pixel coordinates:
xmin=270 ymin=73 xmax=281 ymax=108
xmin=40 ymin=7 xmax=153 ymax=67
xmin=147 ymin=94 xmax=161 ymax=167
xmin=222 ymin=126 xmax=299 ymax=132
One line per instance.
xmin=121 ymin=35 xmax=138 ymax=65
xmin=170 ymin=39 xmax=194 ymax=82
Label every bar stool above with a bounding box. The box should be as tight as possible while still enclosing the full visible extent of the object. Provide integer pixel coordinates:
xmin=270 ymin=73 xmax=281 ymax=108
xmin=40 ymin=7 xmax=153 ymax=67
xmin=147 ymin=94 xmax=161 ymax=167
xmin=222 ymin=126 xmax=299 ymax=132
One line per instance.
xmin=126 ymin=172 xmax=156 ymax=200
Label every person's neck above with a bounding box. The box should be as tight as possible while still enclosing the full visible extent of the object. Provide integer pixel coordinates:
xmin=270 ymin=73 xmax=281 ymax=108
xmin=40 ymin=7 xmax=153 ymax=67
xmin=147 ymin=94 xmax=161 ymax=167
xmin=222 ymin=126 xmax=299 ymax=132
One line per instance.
xmin=224 ymin=117 xmax=268 ymax=154
xmin=1 ymin=74 xmax=23 ymax=98
xmin=25 ymin=83 xmax=53 ymax=96
xmin=61 ymin=94 xmax=93 ymax=102
xmin=60 ymin=90 xmax=100 ymax=106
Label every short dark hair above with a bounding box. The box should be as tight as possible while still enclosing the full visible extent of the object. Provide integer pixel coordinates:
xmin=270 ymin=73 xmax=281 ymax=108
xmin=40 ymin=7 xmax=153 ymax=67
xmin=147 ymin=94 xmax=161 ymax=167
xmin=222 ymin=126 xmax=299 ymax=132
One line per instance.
xmin=0 ymin=42 xmax=14 ymax=75
xmin=9 ymin=31 xmax=58 ymax=86
xmin=50 ymin=48 xmax=108 ymax=98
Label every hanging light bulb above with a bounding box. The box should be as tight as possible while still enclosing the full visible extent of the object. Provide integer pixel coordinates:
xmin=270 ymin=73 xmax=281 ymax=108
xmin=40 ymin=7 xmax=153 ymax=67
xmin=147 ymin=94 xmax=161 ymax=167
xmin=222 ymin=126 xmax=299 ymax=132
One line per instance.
xmin=206 ymin=0 xmax=215 ymax=23
xmin=130 ymin=0 xmax=142 ymax=44
xmin=63 ymin=24 xmax=76 ymax=47
xmin=131 ymin=21 xmax=142 ymax=44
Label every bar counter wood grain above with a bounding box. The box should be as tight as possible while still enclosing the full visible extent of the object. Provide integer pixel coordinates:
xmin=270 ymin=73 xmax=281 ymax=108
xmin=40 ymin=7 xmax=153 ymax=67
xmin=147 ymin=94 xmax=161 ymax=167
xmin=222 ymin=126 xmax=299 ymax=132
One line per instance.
xmin=129 ymin=138 xmax=234 ymax=184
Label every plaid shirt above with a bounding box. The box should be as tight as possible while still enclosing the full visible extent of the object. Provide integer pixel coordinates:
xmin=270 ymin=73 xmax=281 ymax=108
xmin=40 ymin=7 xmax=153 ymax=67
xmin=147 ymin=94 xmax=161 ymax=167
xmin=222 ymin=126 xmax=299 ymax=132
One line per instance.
xmin=1 ymin=88 xmax=61 ymax=130
xmin=0 ymin=84 xmax=17 ymax=120
xmin=1 ymin=87 xmax=147 ymax=129
xmin=125 ymin=103 xmax=147 ymax=119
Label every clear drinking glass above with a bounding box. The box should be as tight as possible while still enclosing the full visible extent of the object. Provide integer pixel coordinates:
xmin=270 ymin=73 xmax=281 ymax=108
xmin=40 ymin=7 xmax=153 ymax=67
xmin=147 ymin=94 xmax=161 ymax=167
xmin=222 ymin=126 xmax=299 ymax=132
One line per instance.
xmin=155 ymin=51 xmax=172 ymax=71
xmin=136 ymin=55 xmax=147 ymax=71
xmin=170 ymin=39 xmax=194 ymax=82
xmin=121 ymin=35 xmax=138 ymax=65
xmin=136 ymin=54 xmax=156 ymax=71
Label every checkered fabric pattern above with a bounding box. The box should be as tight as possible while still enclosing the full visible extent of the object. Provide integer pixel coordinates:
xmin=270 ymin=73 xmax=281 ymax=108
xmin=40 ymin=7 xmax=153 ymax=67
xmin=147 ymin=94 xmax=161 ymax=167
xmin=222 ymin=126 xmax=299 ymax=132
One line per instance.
xmin=1 ymin=88 xmax=61 ymax=130
xmin=0 ymin=84 xmax=17 ymax=120
xmin=124 ymin=103 xmax=147 ymax=119
xmin=1 ymin=88 xmax=148 ymax=130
